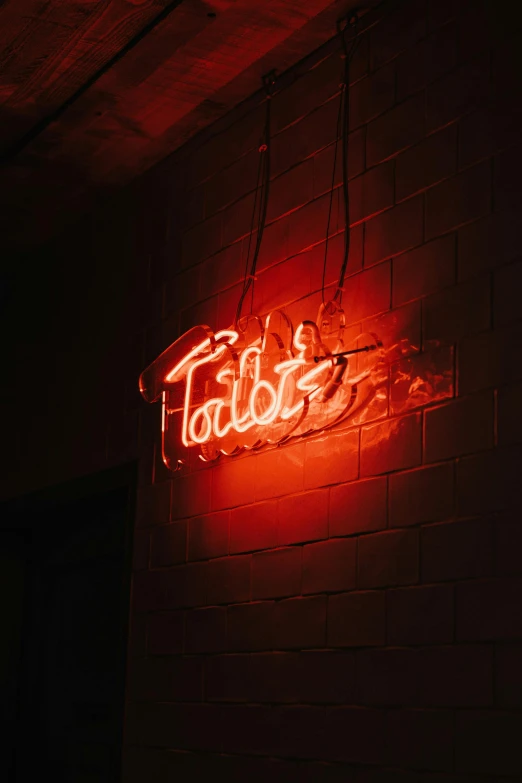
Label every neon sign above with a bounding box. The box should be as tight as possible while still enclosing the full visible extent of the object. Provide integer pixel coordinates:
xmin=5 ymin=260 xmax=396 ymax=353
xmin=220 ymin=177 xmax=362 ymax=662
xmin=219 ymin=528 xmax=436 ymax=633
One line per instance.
xmin=139 ymin=302 xmax=382 ymax=469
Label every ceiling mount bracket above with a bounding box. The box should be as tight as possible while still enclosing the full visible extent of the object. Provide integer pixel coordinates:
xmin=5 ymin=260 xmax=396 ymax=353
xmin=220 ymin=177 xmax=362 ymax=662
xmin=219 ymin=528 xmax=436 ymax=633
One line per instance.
xmin=262 ymin=69 xmax=278 ymax=97
xmin=336 ymin=9 xmax=360 ymax=36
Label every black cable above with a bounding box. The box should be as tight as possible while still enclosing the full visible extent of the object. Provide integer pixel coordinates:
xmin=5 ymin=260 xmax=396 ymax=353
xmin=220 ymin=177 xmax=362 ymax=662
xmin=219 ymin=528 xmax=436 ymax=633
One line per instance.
xmin=248 ymin=97 xmax=271 ymax=315
xmin=314 ymin=343 xmax=377 ymax=363
xmin=321 ymin=77 xmax=344 ymax=304
xmin=333 ymin=16 xmax=360 ymax=305
xmin=235 ymin=75 xmax=275 ymax=327
xmin=238 ymin=142 xmax=265 ymax=315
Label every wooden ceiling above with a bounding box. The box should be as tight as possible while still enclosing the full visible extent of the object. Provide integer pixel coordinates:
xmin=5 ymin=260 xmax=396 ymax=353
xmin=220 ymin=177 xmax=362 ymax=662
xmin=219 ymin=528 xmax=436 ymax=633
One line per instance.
xmin=0 ymin=0 xmax=373 ymax=248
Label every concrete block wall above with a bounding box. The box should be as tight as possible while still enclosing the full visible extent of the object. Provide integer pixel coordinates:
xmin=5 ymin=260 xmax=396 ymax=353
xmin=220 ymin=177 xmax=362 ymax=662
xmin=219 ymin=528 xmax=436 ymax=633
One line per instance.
xmin=124 ymin=1 xmax=522 ymax=779
xmin=122 ymin=2 xmax=522 ymax=779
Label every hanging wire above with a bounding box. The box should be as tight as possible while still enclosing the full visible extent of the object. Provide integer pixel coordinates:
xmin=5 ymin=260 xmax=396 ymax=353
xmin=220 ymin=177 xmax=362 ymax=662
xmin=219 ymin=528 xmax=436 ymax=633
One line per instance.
xmin=235 ymin=72 xmax=276 ymax=328
xmin=336 ymin=15 xmax=361 ymax=303
xmin=321 ymin=14 xmax=360 ymax=308
xmin=239 ymin=146 xmax=264 ymax=313
xmin=321 ymin=79 xmax=345 ymax=304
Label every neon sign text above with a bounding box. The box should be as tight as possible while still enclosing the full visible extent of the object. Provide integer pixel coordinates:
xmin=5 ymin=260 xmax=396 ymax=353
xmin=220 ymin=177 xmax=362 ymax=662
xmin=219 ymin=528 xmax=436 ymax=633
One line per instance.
xmin=139 ymin=303 xmax=381 ymax=469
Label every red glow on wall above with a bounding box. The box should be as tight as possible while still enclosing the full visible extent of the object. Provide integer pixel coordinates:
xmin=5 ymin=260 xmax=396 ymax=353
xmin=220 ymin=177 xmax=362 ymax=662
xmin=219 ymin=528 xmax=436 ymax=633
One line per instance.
xmin=140 ymin=302 xmax=382 ymax=470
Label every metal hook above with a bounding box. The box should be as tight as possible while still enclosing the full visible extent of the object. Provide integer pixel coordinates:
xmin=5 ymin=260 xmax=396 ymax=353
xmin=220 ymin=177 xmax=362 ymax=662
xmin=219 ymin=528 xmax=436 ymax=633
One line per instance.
xmin=262 ymin=69 xmax=277 ymax=96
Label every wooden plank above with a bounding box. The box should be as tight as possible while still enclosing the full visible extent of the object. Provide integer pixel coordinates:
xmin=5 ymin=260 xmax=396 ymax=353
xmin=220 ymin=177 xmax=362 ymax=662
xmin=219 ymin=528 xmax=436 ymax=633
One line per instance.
xmin=0 ymin=0 xmax=372 ymax=248
xmin=2 ymin=1 xmax=168 ymax=108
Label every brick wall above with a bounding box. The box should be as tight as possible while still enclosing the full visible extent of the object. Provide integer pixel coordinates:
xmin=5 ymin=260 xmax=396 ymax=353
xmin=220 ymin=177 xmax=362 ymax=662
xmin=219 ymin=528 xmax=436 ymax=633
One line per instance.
xmin=123 ymin=1 xmax=522 ymax=778
xmin=4 ymin=0 xmax=522 ymax=779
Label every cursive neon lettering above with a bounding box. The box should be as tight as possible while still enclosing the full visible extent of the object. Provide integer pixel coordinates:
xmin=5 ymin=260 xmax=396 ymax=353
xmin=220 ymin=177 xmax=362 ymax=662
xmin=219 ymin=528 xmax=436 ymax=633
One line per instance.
xmin=139 ymin=305 xmax=381 ymax=468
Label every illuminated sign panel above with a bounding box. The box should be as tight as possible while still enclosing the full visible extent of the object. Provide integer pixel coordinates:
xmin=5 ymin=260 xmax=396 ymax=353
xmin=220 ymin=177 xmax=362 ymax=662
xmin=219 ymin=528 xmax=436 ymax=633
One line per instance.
xmin=139 ymin=303 xmax=381 ymax=469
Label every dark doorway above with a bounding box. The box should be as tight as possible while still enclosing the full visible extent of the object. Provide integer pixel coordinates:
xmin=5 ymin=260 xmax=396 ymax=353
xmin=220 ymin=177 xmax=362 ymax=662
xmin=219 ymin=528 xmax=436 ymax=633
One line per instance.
xmin=1 ymin=465 xmax=136 ymax=783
